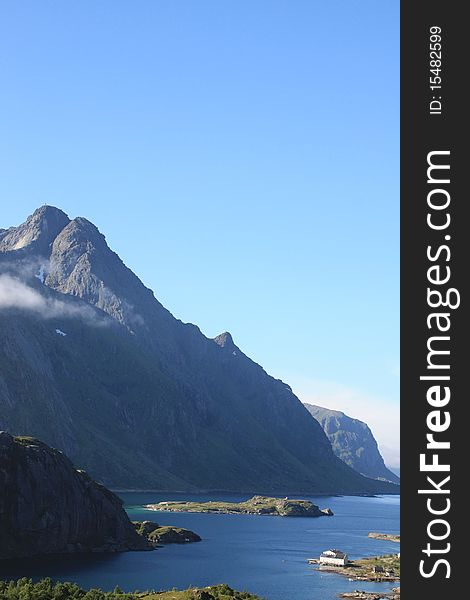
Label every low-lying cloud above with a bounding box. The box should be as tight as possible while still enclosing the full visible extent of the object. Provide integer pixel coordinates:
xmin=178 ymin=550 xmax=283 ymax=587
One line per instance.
xmin=0 ymin=274 xmax=103 ymax=323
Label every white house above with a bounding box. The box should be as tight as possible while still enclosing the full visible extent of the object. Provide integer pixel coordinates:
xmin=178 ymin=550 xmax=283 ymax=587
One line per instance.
xmin=319 ymin=549 xmax=348 ymax=566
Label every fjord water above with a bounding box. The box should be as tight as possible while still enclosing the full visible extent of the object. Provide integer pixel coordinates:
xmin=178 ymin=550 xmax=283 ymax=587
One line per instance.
xmin=0 ymin=493 xmax=399 ymax=600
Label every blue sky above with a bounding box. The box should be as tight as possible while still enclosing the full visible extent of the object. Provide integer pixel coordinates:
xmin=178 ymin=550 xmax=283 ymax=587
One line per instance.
xmin=0 ymin=1 xmax=399 ymax=466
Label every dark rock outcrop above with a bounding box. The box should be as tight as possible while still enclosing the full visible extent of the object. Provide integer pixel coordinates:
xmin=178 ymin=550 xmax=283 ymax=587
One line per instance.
xmin=304 ymin=404 xmax=399 ymax=484
xmin=0 ymin=206 xmax=399 ymax=495
xmin=0 ymin=432 xmax=150 ymax=559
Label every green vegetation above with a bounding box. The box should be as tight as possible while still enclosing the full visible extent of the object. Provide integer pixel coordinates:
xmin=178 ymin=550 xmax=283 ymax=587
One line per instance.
xmin=355 ymin=554 xmax=401 ymax=577
xmin=0 ymin=580 xmax=262 ymax=600
xmin=146 ymin=495 xmax=332 ymax=518
xmin=13 ymin=436 xmax=38 ymax=445
xmin=0 ymin=578 xmax=136 ymax=600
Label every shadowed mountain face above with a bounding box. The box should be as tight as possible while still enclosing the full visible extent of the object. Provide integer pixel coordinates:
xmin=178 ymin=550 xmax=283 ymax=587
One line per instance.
xmin=304 ymin=404 xmax=399 ymax=484
xmin=0 ymin=207 xmax=398 ymax=494
xmin=0 ymin=431 xmax=149 ymax=559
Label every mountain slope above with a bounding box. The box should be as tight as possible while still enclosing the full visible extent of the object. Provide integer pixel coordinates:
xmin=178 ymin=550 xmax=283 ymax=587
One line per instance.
xmin=304 ymin=404 xmax=399 ymax=484
xmin=0 ymin=207 xmax=398 ymax=494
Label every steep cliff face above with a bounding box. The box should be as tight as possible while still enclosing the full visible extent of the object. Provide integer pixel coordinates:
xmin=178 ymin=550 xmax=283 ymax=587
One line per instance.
xmin=0 ymin=432 xmax=149 ymax=559
xmin=304 ymin=404 xmax=399 ymax=484
xmin=0 ymin=207 xmax=398 ymax=494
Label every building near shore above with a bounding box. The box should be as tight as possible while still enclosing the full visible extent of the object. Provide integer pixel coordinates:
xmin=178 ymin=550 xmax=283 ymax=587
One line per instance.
xmin=320 ymin=549 xmax=348 ymax=566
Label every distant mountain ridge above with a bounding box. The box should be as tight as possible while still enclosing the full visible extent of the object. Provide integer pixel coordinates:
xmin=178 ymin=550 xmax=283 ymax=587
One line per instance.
xmin=0 ymin=206 xmax=398 ymax=494
xmin=304 ymin=403 xmax=399 ymax=484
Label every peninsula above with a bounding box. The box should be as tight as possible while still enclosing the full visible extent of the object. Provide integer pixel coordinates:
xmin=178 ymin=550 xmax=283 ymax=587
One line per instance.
xmin=309 ymin=554 xmax=400 ymax=582
xmin=145 ymin=495 xmax=333 ymax=517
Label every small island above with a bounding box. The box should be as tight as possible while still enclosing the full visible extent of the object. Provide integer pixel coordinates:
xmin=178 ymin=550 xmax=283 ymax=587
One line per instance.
xmin=368 ymin=532 xmax=400 ymax=543
xmin=145 ymin=495 xmax=333 ymax=518
xmin=134 ymin=521 xmax=201 ymax=545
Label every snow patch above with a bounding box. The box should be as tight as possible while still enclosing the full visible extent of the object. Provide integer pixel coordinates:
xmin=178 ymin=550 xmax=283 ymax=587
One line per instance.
xmin=35 ymin=265 xmax=46 ymax=284
xmin=232 ymin=351 xmax=237 ymax=356
xmin=55 ymin=329 xmax=67 ymax=337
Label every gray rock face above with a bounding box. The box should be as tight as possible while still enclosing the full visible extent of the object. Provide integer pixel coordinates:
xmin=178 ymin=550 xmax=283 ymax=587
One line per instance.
xmin=0 ymin=206 xmax=70 ymax=256
xmin=0 ymin=207 xmax=399 ymax=495
xmin=0 ymin=432 xmax=150 ymax=559
xmin=304 ymin=404 xmax=399 ymax=484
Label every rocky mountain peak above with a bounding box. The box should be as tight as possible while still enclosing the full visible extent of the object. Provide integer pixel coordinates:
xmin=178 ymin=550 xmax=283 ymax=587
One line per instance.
xmin=49 ymin=216 xmax=108 ymax=263
xmin=213 ymin=331 xmax=236 ymax=349
xmin=63 ymin=216 xmax=106 ymax=245
xmin=0 ymin=205 xmax=70 ymax=255
xmin=2 ymin=206 xmax=163 ymax=332
xmin=31 ymin=205 xmax=69 ymax=222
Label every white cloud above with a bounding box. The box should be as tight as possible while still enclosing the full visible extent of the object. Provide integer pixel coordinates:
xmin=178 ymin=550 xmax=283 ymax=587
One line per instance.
xmin=292 ymin=378 xmax=400 ymax=468
xmin=0 ymin=274 xmax=102 ymax=323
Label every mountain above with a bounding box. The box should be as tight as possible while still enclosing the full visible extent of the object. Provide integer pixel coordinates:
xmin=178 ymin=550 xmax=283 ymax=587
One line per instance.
xmin=304 ymin=404 xmax=399 ymax=484
xmin=0 ymin=206 xmax=398 ymax=494
xmin=0 ymin=431 xmax=149 ymax=559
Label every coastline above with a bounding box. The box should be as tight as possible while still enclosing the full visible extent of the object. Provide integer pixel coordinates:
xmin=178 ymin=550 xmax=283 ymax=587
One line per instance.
xmin=2 ymin=494 xmax=399 ymax=600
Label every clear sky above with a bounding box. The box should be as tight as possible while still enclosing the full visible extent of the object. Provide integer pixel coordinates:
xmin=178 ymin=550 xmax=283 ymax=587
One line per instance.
xmin=0 ymin=1 xmax=400 ymax=466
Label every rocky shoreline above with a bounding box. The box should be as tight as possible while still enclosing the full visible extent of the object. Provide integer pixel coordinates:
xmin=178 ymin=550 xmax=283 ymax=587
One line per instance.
xmin=145 ymin=495 xmax=333 ymax=518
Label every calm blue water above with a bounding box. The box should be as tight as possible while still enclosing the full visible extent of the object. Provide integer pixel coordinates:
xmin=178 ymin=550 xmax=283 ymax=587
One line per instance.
xmin=0 ymin=493 xmax=400 ymax=600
